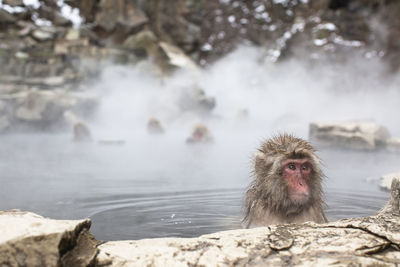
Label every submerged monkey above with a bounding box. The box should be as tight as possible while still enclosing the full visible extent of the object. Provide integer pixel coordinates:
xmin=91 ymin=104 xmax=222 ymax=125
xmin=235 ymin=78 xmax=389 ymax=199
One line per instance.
xmin=73 ymin=122 xmax=92 ymax=143
xmin=243 ymin=134 xmax=327 ymax=228
xmin=186 ymin=124 xmax=213 ymax=144
xmin=147 ymin=117 xmax=165 ymax=134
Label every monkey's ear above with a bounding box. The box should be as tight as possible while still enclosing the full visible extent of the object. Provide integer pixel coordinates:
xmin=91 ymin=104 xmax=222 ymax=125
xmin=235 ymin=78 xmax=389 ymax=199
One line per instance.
xmin=254 ymin=152 xmax=266 ymax=161
xmin=254 ymin=152 xmax=266 ymax=170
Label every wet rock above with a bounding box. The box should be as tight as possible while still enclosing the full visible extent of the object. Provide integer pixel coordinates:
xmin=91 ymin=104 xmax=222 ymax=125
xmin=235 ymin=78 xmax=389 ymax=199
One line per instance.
xmin=0 ymin=210 xmax=97 ymax=267
xmin=95 ymin=177 xmax=400 ymax=266
xmin=380 ymin=172 xmax=400 ymax=191
xmin=186 ymin=124 xmax=213 ymax=144
xmin=309 ymin=121 xmax=391 ymax=150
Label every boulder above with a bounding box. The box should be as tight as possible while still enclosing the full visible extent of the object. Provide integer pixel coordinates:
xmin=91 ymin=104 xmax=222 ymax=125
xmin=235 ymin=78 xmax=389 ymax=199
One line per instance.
xmin=309 ymin=121 xmax=391 ymax=150
xmin=95 ymin=178 xmax=400 ymax=266
xmin=380 ymin=172 xmax=400 ymax=191
xmin=0 ymin=210 xmax=97 ymax=267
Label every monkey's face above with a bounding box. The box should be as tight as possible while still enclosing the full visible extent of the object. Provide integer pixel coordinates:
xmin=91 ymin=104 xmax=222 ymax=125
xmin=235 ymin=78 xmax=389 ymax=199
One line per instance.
xmin=282 ymin=158 xmax=312 ymax=205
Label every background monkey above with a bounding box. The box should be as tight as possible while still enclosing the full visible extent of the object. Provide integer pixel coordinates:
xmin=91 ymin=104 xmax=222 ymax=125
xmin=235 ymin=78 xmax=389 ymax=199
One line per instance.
xmin=243 ymin=134 xmax=327 ymax=228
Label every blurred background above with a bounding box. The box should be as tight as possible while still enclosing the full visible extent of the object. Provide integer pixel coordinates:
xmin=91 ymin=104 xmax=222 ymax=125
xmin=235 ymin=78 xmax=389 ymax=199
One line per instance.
xmin=0 ymin=0 xmax=399 ymax=241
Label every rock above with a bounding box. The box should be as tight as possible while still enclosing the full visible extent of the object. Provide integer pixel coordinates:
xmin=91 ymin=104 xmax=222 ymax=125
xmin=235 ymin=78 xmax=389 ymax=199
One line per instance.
xmin=14 ymin=51 xmax=29 ymax=59
xmin=122 ymin=30 xmax=158 ymax=57
xmin=54 ymin=38 xmax=90 ymax=55
xmin=0 ymin=210 xmax=97 ymax=267
xmin=3 ymin=0 xmax=24 ymax=6
xmin=0 ymin=9 xmax=17 ymax=23
xmin=380 ymin=172 xmax=400 ymax=191
xmin=32 ymin=29 xmax=55 ymax=42
xmin=158 ymin=42 xmax=199 ymax=72
xmin=95 ymin=178 xmax=400 ymax=266
xmin=65 ymin=29 xmax=80 ymax=41
xmin=386 ymin=138 xmax=400 ymax=152
xmin=66 ymin=0 xmax=97 ymax=23
xmin=94 ymin=0 xmax=148 ymax=33
xmin=38 ymin=5 xmax=72 ymax=26
xmin=9 ymin=89 xmax=98 ymax=130
xmin=309 ymin=121 xmax=391 ymax=150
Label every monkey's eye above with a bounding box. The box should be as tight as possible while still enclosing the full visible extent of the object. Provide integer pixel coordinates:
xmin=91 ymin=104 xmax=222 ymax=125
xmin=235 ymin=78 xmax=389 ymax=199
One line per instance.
xmin=288 ymin=163 xmax=296 ymax=170
xmin=302 ymin=164 xmax=310 ymax=171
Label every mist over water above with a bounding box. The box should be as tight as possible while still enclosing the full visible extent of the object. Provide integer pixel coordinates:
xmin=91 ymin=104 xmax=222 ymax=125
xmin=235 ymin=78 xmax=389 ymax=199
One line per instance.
xmin=1 ymin=45 xmax=399 ymax=240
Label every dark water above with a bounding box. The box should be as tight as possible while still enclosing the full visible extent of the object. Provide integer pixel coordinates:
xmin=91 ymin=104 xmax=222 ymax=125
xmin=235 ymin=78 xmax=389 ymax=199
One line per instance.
xmin=0 ymin=134 xmax=393 ymax=241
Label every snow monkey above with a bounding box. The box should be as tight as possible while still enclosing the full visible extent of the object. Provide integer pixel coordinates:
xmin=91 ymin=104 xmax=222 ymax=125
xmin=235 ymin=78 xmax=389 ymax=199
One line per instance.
xmin=243 ymin=134 xmax=327 ymax=228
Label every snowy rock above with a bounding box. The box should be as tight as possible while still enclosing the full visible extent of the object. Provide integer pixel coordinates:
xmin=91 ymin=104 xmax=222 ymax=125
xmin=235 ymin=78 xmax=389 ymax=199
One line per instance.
xmin=0 ymin=210 xmax=97 ymax=267
xmin=309 ymin=121 xmax=390 ymax=150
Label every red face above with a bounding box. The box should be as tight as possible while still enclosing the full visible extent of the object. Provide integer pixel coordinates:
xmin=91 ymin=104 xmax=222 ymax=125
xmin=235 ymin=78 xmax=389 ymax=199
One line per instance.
xmin=282 ymin=158 xmax=312 ymax=203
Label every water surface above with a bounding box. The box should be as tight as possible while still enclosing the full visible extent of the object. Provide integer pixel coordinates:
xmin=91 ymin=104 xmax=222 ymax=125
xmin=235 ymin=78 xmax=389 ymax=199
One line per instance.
xmin=0 ymin=133 xmax=393 ymax=240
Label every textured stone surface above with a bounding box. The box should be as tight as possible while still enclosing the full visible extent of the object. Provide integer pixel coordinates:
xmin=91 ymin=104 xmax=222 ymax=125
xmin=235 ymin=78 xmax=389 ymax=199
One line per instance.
xmin=0 ymin=211 xmax=96 ymax=267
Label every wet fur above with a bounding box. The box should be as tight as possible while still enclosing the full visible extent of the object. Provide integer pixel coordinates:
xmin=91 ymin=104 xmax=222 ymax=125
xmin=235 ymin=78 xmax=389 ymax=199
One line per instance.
xmin=243 ymin=134 xmax=327 ymax=228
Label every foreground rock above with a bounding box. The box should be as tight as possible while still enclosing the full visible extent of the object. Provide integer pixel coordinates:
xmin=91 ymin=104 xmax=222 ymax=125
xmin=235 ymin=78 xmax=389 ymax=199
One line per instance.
xmin=0 ymin=211 xmax=97 ymax=267
xmin=309 ymin=121 xmax=391 ymax=150
xmin=96 ymin=178 xmax=400 ymax=266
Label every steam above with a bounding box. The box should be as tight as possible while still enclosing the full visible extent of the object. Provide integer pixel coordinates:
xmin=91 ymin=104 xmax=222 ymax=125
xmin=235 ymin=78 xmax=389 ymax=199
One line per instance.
xmin=92 ymin=45 xmax=400 ymax=142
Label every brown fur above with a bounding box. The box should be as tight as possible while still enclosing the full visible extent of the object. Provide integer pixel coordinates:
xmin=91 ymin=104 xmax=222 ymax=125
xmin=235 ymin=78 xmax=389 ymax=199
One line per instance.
xmin=243 ymin=134 xmax=327 ymax=228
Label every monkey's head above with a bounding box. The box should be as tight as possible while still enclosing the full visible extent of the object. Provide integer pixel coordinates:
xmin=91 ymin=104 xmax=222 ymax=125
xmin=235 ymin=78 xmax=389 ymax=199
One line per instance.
xmin=252 ymin=134 xmax=324 ymax=216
